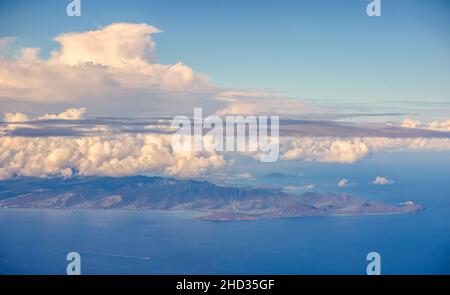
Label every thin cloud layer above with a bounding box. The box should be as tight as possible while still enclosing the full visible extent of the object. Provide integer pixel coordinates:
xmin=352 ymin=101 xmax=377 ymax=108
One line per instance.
xmin=215 ymin=91 xmax=320 ymax=116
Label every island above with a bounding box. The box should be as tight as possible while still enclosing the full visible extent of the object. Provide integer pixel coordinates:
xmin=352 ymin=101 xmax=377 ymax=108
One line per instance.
xmin=0 ymin=176 xmax=424 ymax=221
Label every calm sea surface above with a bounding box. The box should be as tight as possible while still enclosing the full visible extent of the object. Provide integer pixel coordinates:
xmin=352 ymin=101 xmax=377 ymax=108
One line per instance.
xmin=1 ymin=152 xmax=449 ymax=274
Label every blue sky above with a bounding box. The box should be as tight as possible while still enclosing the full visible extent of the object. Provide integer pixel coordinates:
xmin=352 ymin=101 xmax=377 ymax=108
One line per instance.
xmin=1 ymin=0 xmax=449 ymax=106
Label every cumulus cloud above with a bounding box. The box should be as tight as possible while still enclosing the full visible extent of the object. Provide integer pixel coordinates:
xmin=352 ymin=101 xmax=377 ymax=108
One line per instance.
xmin=2 ymin=108 xmax=450 ymax=179
xmin=0 ymin=107 xmax=226 ymax=179
xmin=1 ymin=128 xmax=450 ymax=179
xmin=4 ymin=130 xmax=450 ymax=179
xmin=3 ymin=112 xmax=31 ymax=123
xmin=338 ymin=178 xmax=351 ymax=187
xmin=0 ymin=133 xmax=226 ymax=180
xmin=402 ymin=118 xmax=421 ymax=129
xmin=3 ymin=108 xmax=86 ymax=122
xmin=402 ymin=118 xmax=450 ymax=132
xmin=0 ymin=23 xmax=328 ymax=117
xmin=0 ymin=23 xmax=220 ymax=116
xmin=51 ymin=23 xmax=162 ymax=67
xmin=428 ymin=120 xmax=450 ymax=132
xmin=19 ymin=48 xmax=41 ymax=63
xmin=281 ymin=137 xmax=370 ymax=163
xmin=281 ymin=136 xmax=450 ymax=163
xmin=40 ymin=107 xmax=86 ymax=120
xmin=371 ymin=176 xmax=394 ymax=185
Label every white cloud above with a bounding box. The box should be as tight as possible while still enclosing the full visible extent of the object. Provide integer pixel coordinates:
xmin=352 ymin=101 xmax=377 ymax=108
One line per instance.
xmin=4 ymin=131 xmax=449 ymax=179
xmin=281 ymin=137 xmax=370 ymax=163
xmin=281 ymin=137 xmax=450 ymax=164
xmin=402 ymin=118 xmax=421 ymax=129
xmin=427 ymin=120 xmax=450 ymax=132
xmin=0 ymin=23 xmax=331 ymax=117
xmin=399 ymin=201 xmax=415 ymax=206
xmin=39 ymin=107 xmax=87 ymax=120
xmin=401 ymin=118 xmax=450 ymax=132
xmin=19 ymin=48 xmax=41 ymax=63
xmin=371 ymin=176 xmax=394 ymax=185
xmin=3 ymin=108 xmax=86 ymax=122
xmin=0 ymin=23 xmax=218 ymax=116
xmin=0 ymin=132 xmax=226 ymax=180
xmin=338 ymin=178 xmax=350 ymax=187
xmin=2 ymin=107 xmax=450 ymax=179
xmin=51 ymin=23 xmax=161 ymax=68
xmin=3 ymin=112 xmax=31 ymax=123
xmin=0 ymin=107 xmax=226 ymax=179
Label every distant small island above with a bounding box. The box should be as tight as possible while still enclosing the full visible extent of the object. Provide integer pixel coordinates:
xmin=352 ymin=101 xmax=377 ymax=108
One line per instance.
xmin=0 ymin=176 xmax=424 ymax=221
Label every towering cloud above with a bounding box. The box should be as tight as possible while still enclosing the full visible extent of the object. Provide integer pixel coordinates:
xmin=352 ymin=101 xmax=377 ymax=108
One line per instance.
xmin=0 ymin=23 xmax=218 ymax=115
xmin=51 ymin=23 xmax=161 ymax=67
xmin=0 ymin=23 xmax=324 ymax=117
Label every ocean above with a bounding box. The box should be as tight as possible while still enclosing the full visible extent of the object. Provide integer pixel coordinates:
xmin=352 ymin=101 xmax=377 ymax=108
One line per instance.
xmin=0 ymin=207 xmax=448 ymax=274
xmin=0 ymin=151 xmax=449 ymax=274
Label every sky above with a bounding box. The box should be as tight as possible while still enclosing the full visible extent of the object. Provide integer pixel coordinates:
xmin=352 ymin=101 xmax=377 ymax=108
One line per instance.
xmin=0 ymin=0 xmax=449 ymax=180
xmin=1 ymin=0 xmax=449 ymax=106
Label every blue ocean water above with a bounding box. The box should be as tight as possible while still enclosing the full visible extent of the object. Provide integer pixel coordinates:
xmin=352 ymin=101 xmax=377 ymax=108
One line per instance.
xmin=0 ymin=207 xmax=448 ymax=275
xmin=0 ymin=151 xmax=449 ymax=274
